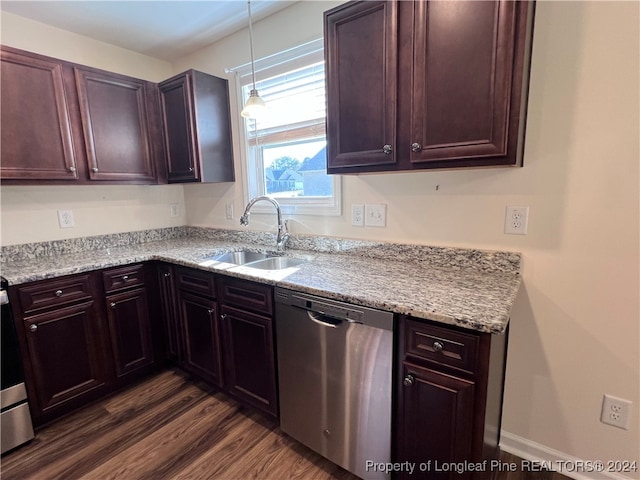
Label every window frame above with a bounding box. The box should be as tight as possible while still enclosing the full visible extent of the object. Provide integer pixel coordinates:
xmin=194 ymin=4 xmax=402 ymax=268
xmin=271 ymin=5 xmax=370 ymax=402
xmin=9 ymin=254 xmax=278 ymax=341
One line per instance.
xmin=229 ymin=39 xmax=341 ymax=217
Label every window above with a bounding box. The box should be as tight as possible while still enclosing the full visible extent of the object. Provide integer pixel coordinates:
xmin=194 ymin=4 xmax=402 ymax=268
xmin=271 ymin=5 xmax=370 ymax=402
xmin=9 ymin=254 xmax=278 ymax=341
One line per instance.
xmin=231 ymin=40 xmax=340 ymax=216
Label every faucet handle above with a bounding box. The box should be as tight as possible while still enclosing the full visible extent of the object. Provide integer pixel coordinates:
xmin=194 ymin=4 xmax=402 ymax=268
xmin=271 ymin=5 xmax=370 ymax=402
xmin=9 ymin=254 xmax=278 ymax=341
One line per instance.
xmin=240 ymin=214 xmax=249 ymax=226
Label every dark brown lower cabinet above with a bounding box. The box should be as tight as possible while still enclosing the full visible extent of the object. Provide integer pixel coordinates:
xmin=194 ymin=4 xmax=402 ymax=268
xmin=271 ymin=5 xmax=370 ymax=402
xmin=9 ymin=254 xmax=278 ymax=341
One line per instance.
xmin=22 ymin=302 xmax=110 ymax=422
xmin=104 ymin=287 xmax=153 ymax=379
xmin=178 ymin=291 xmax=222 ymax=387
xmin=220 ymin=305 xmax=277 ymax=417
xmin=395 ymin=316 xmax=508 ymax=480
xmin=11 ymin=266 xmax=162 ymax=426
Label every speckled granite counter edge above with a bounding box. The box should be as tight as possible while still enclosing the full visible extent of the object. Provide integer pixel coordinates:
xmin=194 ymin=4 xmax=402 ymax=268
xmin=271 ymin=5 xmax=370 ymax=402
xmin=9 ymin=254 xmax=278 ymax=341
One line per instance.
xmin=1 ymin=226 xmax=521 ymax=275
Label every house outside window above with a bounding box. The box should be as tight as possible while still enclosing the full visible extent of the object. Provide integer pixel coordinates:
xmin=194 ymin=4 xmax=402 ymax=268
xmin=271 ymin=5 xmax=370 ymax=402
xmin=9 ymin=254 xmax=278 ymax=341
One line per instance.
xmin=231 ymin=39 xmax=341 ymax=216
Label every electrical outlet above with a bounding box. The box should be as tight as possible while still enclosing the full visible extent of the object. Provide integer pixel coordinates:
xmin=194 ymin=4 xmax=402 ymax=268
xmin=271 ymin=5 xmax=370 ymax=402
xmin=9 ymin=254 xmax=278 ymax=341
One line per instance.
xmin=225 ymin=203 xmax=234 ymax=220
xmin=365 ymin=204 xmax=387 ymax=227
xmin=352 ymin=204 xmax=364 ymax=227
xmin=57 ymin=210 xmax=75 ymax=228
xmin=504 ymin=206 xmax=529 ymax=235
xmin=601 ymin=394 xmax=632 ymax=429
xmin=169 ymin=204 xmax=179 ymax=217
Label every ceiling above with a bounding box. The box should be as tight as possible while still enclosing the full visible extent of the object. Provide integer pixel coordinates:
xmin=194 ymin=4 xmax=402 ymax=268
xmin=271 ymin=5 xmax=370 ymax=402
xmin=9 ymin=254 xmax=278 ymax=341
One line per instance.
xmin=0 ymin=1 xmax=296 ymax=61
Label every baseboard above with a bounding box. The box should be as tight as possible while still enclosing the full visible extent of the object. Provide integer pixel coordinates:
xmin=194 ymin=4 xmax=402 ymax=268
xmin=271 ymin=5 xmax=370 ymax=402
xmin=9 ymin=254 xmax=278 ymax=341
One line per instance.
xmin=500 ymin=431 xmax=636 ymax=480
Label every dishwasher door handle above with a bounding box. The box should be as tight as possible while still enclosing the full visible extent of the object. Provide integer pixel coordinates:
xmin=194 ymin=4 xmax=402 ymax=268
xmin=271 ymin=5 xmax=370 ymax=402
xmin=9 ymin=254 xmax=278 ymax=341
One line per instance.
xmin=307 ymin=310 xmax=344 ymax=328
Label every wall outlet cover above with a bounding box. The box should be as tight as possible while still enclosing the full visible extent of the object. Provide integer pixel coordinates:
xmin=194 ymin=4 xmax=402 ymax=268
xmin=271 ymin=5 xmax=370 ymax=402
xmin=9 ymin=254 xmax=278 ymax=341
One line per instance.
xmin=57 ymin=210 xmax=75 ymax=228
xmin=504 ymin=206 xmax=529 ymax=235
xmin=352 ymin=204 xmax=364 ymax=227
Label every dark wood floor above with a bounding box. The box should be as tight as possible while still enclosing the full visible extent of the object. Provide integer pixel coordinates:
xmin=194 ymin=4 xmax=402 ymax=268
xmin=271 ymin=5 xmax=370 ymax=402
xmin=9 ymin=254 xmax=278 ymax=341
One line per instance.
xmin=1 ymin=369 xmax=569 ymax=480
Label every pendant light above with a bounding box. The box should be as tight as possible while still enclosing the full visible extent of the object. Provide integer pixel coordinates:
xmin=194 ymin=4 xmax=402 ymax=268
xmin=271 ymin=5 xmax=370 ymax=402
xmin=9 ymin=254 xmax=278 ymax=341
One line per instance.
xmin=240 ymin=0 xmax=266 ymax=119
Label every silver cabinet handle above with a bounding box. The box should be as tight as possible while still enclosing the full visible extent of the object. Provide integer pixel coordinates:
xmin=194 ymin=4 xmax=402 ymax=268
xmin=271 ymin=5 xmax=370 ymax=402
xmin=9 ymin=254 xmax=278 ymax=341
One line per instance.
xmin=29 ymin=324 xmax=38 ymax=332
xmin=188 ymin=167 xmax=194 ymax=172
xmin=69 ymin=166 xmax=77 ymax=172
xmin=92 ymin=167 xmax=99 ymax=173
xmin=55 ymin=289 xmax=63 ymax=297
xmin=403 ymin=374 xmax=415 ymax=387
xmin=122 ymin=275 xmax=129 ymax=281
xmin=163 ymin=272 xmax=171 ymax=278
xmin=411 ymin=142 xmax=422 ymax=153
xmin=207 ymin=309 xmax=215 ymax=315
xmin=110 ymin=302 xmax=117 ymax=309
xmin=382 ymin=144 xmax=392 ymax=155
xmin=433 ymin=341 xmax=444 ymax=352
xmin=220 ymin=314 xmax=227 ymax=320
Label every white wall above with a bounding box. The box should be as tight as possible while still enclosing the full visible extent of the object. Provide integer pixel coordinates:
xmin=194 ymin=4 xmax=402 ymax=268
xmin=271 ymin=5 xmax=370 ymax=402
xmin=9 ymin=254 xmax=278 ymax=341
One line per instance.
xmin=178 ymin=1 xmax=640 ymax=473
xmin=1 ymin=2 xmax=638 ymax=474
xmin=0 ymin=12 xmax=185 ymax=244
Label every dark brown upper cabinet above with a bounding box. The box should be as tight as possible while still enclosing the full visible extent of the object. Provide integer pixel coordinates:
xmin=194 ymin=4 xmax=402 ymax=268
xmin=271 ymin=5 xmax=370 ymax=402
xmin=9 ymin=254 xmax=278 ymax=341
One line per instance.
xmin=0 ymin=46 xmax=164 ymax=185
xmin=0 ymin=48 xmax=79 ymax=181
xmin=74 ymin=68 xmax=157 ymax=182
xmin=159 ymin=70 xmax=234 ymax=183
xmin=324 ymin=0 xmax=535 ymax=174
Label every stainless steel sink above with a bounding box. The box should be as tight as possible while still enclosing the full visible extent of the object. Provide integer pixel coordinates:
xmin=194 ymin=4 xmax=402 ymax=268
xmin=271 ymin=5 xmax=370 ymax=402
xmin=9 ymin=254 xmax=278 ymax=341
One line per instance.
xmin=244 ymin=257 xmax=306 ymax=270
xmin=202 ymin=250 xmax=269 ymax=265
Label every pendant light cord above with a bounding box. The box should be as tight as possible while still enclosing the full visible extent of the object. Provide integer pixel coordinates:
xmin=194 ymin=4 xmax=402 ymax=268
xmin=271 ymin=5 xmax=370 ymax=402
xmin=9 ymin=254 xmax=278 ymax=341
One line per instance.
xmin=247 ymin=0 xmax=257 ymax=91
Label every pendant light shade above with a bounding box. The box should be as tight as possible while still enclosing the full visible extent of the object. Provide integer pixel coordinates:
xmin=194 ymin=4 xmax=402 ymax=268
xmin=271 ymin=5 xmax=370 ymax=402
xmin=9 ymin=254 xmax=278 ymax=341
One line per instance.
xmin=241 ymin=0 xmax=266 ymax=119
xmin=241 ymin=89 xmax=265 ymax=119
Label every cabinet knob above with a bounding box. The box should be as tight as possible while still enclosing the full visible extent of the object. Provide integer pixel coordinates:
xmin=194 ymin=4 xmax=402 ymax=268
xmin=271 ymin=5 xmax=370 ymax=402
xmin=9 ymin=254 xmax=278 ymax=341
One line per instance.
xmin=188 ymin=167 xmax=194 ymax=172
xmin=220 ymin=314 xmax=227 ymax=320
xmin=164 ymin=272 xmax=171 ymax=278
xmin=69 ymin=166 xmax=77 ymax=173
xmin=122 ymin=275 xmax=129 ymax=281
xmin=432 ymin=341 xmax=444 ymax=353
xmin=382 ymin=144 xmax=392 ymax=155
xmin=403 ymin=374 xmax=415 ymax=387
xmin=55 ymin=289 xmax=63 ymax=297
xmin=411 ymin=142 xmax=422 ymax=153
xmin=29 ymin=324 xmax=38 ymax=332
xmin=92 ymin=167 xmax=99 ymax=173
xmin=207 ymin=309 xmax=215 ymax=315
xmin=110 ymin=302 xmax=117 ymax=309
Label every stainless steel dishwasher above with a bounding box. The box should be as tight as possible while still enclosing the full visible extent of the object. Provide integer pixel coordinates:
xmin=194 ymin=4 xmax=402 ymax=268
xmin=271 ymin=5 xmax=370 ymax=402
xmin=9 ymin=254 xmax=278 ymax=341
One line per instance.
xmin=275 ymin=287 xmax=394 ymax=480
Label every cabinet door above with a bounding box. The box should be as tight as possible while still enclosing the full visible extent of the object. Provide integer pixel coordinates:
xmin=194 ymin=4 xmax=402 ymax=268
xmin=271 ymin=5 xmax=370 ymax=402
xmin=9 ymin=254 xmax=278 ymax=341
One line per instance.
xmin=157 ymin=264 xmax=181 ymax=361
xmin=179 ymin=292 xmax=222 ymax=386
xmin=325 ymin=1 xmax=398 ymax=172
xmin=396 ymin=362 xmax=475 ymax=480
xmin=22 ymin=301 xmax=110 ymax=423
xmin=409 ymin=0 xmax=529 ymax=166
xmin=74 ymin=68 xmax=156 ymax=182
xmin=0 ymin=48 xmax=79 ymax=180
xmin=105 ymin=288 xmax=154 ymax=379
xmin=159 ymin=74 xmax=199 ymax=182
xmin=221 ymin=306 xmax=277 ymax=417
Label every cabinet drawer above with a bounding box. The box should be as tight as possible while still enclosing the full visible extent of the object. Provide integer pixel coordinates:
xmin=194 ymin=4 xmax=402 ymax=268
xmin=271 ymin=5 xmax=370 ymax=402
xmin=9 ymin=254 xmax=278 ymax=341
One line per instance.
xmin=217 ymin=277 xmax=273 ymax=315
xmin=18 ymin=275 xmax=94 ymax=314
xmin=175 ymin=267 xmax=216 ymax=298
xmin=102 ymin=264 xmax=145 ymax=293
xmin=404 ymin=318 xmax=480 ymax=376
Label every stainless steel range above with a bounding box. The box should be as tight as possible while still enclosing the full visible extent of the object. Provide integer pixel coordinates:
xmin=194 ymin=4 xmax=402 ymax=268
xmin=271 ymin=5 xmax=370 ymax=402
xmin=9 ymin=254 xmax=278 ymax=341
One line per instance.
xmin=275 ymin=288 xmax=394 ymax=480
xmin=1 ymin=278 xmax=35 ymax=454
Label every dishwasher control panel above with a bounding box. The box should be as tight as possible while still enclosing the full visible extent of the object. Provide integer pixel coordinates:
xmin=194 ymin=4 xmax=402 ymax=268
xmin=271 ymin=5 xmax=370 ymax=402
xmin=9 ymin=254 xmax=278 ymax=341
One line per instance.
xmin=275 ymin=288 xmax=393 ymax=330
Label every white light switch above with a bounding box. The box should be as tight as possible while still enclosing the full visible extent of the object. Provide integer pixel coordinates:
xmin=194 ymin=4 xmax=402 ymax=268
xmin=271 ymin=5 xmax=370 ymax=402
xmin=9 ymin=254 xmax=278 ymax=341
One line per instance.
xmin=365 ymin=204 xmax=386 ymax=227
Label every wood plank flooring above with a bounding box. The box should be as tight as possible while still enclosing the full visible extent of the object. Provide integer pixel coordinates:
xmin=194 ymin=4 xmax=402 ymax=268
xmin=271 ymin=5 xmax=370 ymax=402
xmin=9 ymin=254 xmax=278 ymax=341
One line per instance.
xmin=1 ymin=369 xmax=569 ymax=480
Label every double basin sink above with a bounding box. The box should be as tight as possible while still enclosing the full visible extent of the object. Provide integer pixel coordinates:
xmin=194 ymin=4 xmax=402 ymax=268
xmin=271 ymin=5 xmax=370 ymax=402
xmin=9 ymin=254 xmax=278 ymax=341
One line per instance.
xmin=201 ymin=250 xmax=307 ymax=271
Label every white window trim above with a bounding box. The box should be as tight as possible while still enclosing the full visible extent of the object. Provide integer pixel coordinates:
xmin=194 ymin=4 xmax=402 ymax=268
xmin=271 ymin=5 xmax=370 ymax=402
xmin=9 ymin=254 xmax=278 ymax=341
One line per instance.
xmin=227 ymin=39 xmax=342 ymax=217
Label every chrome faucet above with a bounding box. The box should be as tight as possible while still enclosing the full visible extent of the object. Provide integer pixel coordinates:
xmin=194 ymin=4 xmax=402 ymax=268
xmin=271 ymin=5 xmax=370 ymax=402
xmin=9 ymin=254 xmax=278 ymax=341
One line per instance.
xmin=240 ymin=196 xmax=290 ymax=254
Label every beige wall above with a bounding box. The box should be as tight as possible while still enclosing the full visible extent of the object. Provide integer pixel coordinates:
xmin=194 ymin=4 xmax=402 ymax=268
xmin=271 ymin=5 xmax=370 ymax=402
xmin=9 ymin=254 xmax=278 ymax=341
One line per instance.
xmin=1 ymin=1 xmax=638 ymax=475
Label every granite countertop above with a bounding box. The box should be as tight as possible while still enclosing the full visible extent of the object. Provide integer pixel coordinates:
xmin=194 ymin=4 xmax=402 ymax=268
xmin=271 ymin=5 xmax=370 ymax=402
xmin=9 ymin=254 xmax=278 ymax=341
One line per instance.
xmin=0 ymin=227 xmax=522 ymax=334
